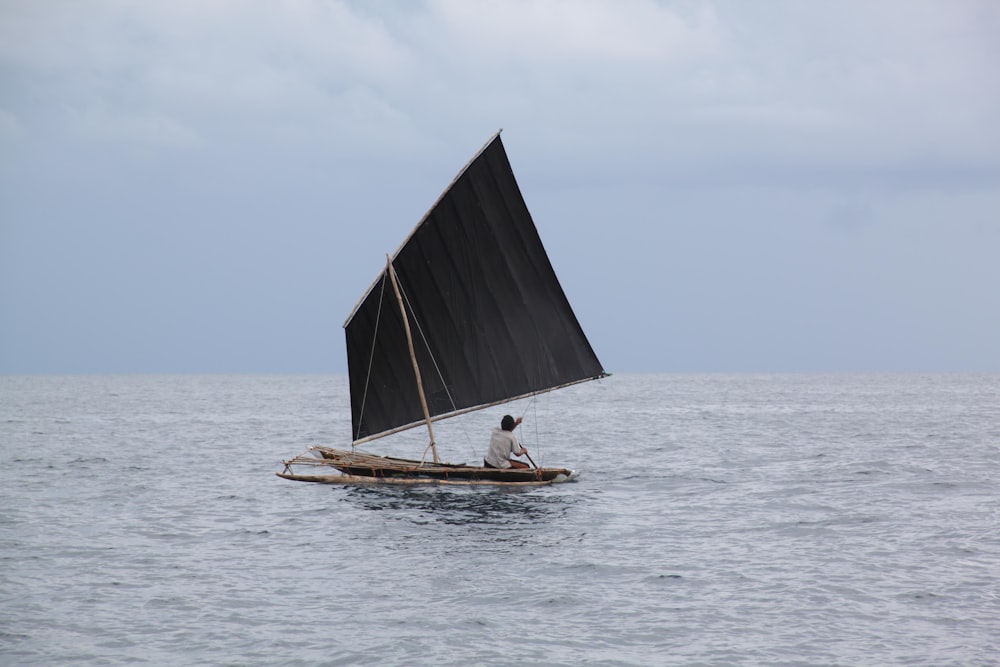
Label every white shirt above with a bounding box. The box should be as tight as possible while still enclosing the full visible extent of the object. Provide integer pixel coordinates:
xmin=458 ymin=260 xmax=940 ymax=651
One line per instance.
xmin=484 ymin=428 xmax=525 ymax=468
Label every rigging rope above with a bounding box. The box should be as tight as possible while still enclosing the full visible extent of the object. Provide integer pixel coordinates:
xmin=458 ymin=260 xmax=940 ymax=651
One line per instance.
xmin=397 ymin=275 xmax=480 ymax=459
xmin=517 ymin=394 xmax=541 ymax=468
xmin=399 ymin=280 xmax=457 ymax=414
xmin=355 ymin=272 xmax=388 ymax=445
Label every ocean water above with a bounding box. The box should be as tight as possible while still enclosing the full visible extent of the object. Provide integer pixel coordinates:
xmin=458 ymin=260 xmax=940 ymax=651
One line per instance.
xmin=1 ymin=373 xmax=998 ymax=666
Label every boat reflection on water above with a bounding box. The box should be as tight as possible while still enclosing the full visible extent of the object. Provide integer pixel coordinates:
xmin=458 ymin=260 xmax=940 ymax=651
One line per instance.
xmin=341 ymin=484 xmax=573 ymax=527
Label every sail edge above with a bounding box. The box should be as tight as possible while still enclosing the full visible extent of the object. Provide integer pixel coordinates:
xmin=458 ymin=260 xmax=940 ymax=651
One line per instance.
xmin=343 ymin=130 xmax=504 ymax=329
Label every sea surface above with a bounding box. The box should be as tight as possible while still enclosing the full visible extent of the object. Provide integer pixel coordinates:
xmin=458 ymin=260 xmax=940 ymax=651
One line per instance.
xmin=1 ymin=374 xmax=998 ymax=666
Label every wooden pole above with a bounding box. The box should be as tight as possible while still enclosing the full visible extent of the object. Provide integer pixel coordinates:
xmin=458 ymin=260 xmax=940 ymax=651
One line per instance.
xmin=523 ymin=451 xmax=538 ymax=469
xmin=386 ymin=255 xmax=440 ymax=463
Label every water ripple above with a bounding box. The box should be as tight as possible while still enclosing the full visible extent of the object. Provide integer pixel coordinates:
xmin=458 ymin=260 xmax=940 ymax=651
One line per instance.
xmin=1 ymin=374 xmax=998 ymax=666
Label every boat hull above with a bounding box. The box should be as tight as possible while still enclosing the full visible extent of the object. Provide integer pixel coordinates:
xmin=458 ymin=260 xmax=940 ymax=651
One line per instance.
xmin=278 ymin=447 xmax=575 ymax=486
xmin=275 ymin=471 xmax=572 ymax=486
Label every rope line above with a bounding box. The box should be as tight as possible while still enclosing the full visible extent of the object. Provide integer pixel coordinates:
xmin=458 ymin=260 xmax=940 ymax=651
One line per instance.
xmin=355 ymin=272 xmax=387 ymax=445
xmin=396 ymin=273 xmax=480 ymax=459
xmin=399 ymin=279 xmax=457 ymax=414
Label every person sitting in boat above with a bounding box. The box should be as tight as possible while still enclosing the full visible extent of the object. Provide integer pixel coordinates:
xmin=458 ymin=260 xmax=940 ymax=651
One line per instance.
xmin=484 ymin=414 xmax=530 ymax=469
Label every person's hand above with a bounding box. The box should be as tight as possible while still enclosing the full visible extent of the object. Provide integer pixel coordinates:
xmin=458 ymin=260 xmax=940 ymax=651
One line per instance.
xmin=515 ymin=416 xmax=523 ymax=426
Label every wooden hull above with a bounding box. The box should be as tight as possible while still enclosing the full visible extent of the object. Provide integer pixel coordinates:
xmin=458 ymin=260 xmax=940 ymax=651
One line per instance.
xmin=278 ymin=447 xmax=575 ymax=486
xmin=275 ymin=471 xmax=570 ymax=486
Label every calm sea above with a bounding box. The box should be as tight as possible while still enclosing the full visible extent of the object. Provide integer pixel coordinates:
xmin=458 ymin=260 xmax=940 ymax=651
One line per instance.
xmin=1 ymin=374 xmax=998 ymax=666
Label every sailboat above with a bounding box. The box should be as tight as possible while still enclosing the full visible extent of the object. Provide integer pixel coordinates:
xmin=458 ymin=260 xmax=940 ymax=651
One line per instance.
xmin=277 ymin=131 xmax=607 ymax=486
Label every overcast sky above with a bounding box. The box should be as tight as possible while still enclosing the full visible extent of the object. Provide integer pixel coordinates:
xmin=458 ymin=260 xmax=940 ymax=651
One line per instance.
xmin=2 ymin=0 xmax=998 ymax=374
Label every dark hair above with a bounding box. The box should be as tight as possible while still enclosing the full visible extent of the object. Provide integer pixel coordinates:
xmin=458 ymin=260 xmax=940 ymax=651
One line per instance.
xmin=501 ymin=415 xmax=516 ymax=431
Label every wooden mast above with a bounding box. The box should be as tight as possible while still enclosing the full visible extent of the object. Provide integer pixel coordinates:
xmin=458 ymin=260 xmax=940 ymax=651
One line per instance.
xmin=385 ymin=255 xmax=440 ymax=463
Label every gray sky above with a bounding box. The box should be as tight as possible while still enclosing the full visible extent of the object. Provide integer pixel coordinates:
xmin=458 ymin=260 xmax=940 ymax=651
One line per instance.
xmin=2 ymin=0 xmax=998 ymax=374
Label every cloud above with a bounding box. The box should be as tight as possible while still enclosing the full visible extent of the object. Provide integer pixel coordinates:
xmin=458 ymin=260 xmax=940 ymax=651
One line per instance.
xmin=0 ymin=0 xmax=421 ymax=154
xmin=424 ymin=0 xmax=720 ymax=64
xmin=705 ymin=1 xmax=1000 ymax=162
xmin=2 ymin=0 xmax=999 ymax=373
xmin=0 ymin=109 xmax=23 ymax=141
xmin=1 ymin=0 xmax=998 ymax=189
xmin=66 ymin=107 xmax=200 ymax=148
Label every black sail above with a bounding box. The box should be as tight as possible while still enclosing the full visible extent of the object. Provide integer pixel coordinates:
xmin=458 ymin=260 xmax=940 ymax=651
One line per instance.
xmin=344 ymin=133 xmax=605 ymax=443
